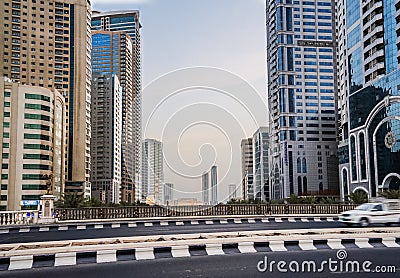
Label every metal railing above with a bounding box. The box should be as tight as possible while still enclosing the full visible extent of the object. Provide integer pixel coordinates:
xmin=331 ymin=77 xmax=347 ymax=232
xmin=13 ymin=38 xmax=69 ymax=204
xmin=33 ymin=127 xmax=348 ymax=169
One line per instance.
xmin=0 ymin=210 xmax=39 ymax=225
xmin=55 ymin=204 xmax=357 ymax=221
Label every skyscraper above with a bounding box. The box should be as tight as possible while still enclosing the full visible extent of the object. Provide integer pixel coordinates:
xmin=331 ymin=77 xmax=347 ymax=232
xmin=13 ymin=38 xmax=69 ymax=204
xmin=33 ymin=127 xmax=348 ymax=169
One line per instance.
xmin=163 ymin=183 xmax=174 ymax=205
xmin=141 ymin=139 xmax=164 ymax=203
xmin=91 ymin=30 xmax=133 ymax=203
xmin=90 ymin=75 xmax=122 ymax=204
xmin=210 ymin=165 xmax=218 ymax=205
xmin=0 ymin=79 xmax=66 ymax=210
xmin=228 ymin=184 xmax=238 ymax=200
xmin=253 ymin=127 xmax=270 ymax=201
xmin=336 ymin=0 xmax=400 ymax=198
xmin=201 ymin=172 xmax=209 ymax=205
xmin=266 ymin=0 xmax=339 ymax=199
xmin=0 ymin=0 xmax=92 ymax=198
xmin=91 ymin=11 xmax=142 ymax=203
xmin=241 ymin=138 xmax=254 ymax=200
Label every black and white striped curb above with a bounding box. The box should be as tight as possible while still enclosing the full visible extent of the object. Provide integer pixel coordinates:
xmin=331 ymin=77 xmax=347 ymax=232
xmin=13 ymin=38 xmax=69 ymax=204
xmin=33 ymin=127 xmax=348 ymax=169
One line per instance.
xmin=1 ymin=237 xmax=399 ymax=271
xmin=0 ymin=217 xmax=339 ymax=234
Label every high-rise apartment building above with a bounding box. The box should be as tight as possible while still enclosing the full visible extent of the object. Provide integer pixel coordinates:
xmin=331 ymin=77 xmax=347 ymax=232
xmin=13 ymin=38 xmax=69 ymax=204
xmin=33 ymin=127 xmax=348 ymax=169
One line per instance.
xmin=336 ymin=0 xmax=400 ymax=198
xmin=90 ymin=75 xmax=122 ymax=204
xmin=0 ymin=79 xmax=66 ymax=210
xmin=91 ymin=30 xmax=133 ymax=203
xmin=201 ymin=172 xmax=209 ymax=205
xmin=91 ymin=11 xmax=142 ymax=203
xmin=210 ymin=165 xmax=218 ymax=205
xmin=266 ymin=0 xmax=339 ymax=199
xmin=228 ymin=184 xmax=238 ymax=200
xmin=141 ymin=139 xmax=164 ymax=203
xmin=0 ymin=0 xmax=92 ymax=198
xmin=163 ymin=183 xmax=174 ymax=205
xmin=241 ymin=138 xmax=253 ymax=200
xmin=253 ymin=127 xmax=271 ymax=201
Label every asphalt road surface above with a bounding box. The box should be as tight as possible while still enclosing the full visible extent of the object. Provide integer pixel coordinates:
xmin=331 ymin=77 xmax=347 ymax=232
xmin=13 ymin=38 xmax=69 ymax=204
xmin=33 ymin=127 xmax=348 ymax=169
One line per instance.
xmin=3 ymin=247 xmax=399 ymax=277
xmin=0 ymin=219 xmax=349 ymax=244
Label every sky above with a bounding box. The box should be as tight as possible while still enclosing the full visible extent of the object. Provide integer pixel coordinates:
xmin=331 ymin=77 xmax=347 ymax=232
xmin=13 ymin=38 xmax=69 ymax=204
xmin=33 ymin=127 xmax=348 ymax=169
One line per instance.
xmin=92 ymin=0 xmax=269 ymax=202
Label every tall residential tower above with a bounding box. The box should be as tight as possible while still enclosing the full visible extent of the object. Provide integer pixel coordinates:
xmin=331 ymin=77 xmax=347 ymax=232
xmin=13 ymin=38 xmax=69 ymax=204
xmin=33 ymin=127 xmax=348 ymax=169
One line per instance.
xmin=91 ymin=11 xmax=142 ymax=203
xmin=266 ymin=0 xmax=339 ymax=199
xmin=0 ymin=0 xmax=93 ymax=199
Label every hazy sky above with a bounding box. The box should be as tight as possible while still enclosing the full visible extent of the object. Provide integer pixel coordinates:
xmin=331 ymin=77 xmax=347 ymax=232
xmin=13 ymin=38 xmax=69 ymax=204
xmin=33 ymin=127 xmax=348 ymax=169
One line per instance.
xmin=92 ymin=0 xmax=269 ymax=202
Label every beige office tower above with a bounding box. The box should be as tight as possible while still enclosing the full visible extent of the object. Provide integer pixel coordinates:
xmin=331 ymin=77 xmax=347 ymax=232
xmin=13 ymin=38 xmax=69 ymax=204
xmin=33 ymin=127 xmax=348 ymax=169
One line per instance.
xmin=0 ymin=79 xmax=67 ymax=211
xmin=0 ymin=0 xmax=92 ymax=199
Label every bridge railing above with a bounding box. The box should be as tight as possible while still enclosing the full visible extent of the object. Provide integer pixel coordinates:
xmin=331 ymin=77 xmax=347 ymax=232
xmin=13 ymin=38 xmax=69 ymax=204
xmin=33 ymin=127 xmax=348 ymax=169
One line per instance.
xmin=55 ymin=204 xmax=357 ymax=221
xmin=0 ymin=210 xmax=39 ymax=225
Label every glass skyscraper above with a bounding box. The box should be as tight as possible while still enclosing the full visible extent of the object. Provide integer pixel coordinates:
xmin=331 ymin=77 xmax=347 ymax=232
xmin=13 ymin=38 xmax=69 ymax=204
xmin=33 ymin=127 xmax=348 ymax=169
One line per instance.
xmin=337 ymin=0 xmax=400 ymax=199
xmin=266 ymin=0 xmax=339 ymax=199
xmin=91 ymin=11 xmax=142 ymax=203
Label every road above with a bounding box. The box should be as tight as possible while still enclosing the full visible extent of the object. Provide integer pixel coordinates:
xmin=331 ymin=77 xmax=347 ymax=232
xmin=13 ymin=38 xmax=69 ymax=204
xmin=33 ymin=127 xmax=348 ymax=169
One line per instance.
xmin=3 ymin=247 xmax=399 ymax=277
xmin=0 ymin=219 xmax=348 ymax=244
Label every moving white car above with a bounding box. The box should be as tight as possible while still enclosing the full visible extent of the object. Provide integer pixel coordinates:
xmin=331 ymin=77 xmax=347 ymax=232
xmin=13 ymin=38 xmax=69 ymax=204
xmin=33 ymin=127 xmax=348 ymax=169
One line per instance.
xmin=339 ymin=200 xmax=400 ymax=227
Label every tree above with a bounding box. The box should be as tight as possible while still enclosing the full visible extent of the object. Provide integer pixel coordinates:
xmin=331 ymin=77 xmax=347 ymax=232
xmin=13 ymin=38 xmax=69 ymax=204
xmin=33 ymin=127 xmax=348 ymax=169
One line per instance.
xmin=55 ymin=193 xmax=86 ymax=208
xmin=378 ymin=190 xmax=400 ymax=199
xmin=286 ymin=194 xmax=302 ymax=204
xmin=348 ymin=190 xmax=368 ymax=204
xmin=319 ymin=197 xmax=337 ymax=204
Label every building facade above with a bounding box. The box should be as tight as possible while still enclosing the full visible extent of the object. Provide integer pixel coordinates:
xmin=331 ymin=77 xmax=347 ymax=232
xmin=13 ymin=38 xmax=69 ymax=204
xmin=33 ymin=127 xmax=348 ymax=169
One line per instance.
xmin=241 ymin=138 xmax=253 ymax=200
xmin=337 ymin=0 xmax=400 ymax=199
xmin=91 ymin=30 xmax=133 ymax=203
xmin=210 ymin=165 xmax=218 ymax=205
xmin=90 ymin=75 xmax=122 ymax=204
xmin=0 ymin=79 xmax=66 ymax=210
xmin=141 ymin=139 xmax=163 ymax=204
xmin=201 ymin=172 xmax=209 ymax=205
xmin=0 ymin=0 xmax=92 ymax=198
xmin=266 ymin=0 xmax=339 ymax=199
xmin=253 ymin=127 xmax=271 ymax=201
xmin=91 ymin=11 xmax=142 ymax=203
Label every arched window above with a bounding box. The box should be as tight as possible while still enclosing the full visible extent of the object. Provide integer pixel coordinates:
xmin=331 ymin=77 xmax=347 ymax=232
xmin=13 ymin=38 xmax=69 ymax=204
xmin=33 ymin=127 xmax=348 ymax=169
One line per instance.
xmin=350 ymin=135 xmax=357 ymax=181
xmin=303 ymin=176 xmax=308 ymax=193
xmin=302 ymin=158 xmax=307 ymax=173
xmin=359 ymin=132 xmax=366 ymax=180
xmin=297 ymin=157 xmax=301 ymax=173
xmin=342 ymin=168 xmax=349 ymax=197
xmin=298 ymin=176 xmax=302 ymax=194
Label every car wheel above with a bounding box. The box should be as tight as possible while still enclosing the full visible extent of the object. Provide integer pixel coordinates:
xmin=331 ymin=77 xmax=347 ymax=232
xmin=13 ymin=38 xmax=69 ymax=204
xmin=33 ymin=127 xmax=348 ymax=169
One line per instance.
xmin=360 ymin=218 xmax=369 ymax=227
